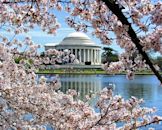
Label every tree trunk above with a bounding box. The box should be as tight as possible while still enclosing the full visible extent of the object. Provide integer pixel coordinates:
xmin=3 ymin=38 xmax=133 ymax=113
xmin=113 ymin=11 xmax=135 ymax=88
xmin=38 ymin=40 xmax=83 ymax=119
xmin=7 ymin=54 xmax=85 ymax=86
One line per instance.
xmin=102 ymin=0 xmax=162 ymax=83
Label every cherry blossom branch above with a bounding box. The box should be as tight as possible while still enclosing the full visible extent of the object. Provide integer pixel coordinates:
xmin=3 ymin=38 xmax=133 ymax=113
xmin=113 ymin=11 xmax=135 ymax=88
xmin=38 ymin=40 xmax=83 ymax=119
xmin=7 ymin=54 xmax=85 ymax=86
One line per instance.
xmin=1 ymin=0 xmax=33 ymax=4
xmin=0 ymin=113 xmax=8 ymax=123
xmin=102 ymin=0 xmax=162 ymax=83
xmin=131 ymin=118 xmax=162 ymax=129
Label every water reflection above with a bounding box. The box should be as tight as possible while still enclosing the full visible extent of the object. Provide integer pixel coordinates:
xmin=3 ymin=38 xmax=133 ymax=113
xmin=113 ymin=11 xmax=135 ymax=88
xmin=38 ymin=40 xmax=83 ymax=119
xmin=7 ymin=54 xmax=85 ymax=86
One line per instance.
xmin=124 ymin=83 xmax=153 ymax=100
xmin=101 ymin=75 xmax=160 ymax=101
xmin=37 ymin=74 xmax=162 ymax=129
xmin=60 ymin=75 xmax=102 ymax=100
xmin=38 ymin=74 xmax=160 ymax=103
xmin=37 ymin=74 xmax=103 ymax=100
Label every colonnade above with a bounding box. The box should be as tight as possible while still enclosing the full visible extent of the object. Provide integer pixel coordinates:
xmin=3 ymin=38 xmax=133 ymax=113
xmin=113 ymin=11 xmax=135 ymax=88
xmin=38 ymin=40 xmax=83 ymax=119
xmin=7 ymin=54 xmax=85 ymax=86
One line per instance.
xmin=58 ymin=48 xmax=101 ymax=65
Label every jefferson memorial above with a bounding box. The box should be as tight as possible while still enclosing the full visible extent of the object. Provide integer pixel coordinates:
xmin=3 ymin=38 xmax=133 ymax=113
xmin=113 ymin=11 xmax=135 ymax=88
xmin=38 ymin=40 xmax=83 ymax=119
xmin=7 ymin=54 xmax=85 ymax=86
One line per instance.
xmin=45 ymin=32 xmax=101 ymax=65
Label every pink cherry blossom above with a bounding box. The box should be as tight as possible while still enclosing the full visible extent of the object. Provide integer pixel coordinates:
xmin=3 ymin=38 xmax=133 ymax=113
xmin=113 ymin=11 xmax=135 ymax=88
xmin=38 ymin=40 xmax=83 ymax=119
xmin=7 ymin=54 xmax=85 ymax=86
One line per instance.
xmin=0 ymin=0 xmax=162 ymax=129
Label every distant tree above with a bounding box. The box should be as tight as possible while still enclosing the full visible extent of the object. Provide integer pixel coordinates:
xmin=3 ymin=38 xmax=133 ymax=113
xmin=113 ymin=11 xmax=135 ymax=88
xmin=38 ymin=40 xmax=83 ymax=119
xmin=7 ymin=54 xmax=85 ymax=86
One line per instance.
xmin=101 ymin=47 xmax=118 ymax=64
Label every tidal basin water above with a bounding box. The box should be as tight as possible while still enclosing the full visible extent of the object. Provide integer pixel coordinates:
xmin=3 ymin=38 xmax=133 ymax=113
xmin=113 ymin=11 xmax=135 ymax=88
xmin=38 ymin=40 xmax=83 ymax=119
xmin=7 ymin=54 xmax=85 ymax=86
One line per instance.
xmin=39 ymin=74 xmax=162 ymax=130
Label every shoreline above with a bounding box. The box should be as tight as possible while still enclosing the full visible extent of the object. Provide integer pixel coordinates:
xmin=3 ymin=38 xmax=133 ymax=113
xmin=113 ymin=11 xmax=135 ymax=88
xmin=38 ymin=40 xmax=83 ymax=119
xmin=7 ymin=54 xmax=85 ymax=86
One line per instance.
xmin=36 ymin=70 xmax=161 ymax=75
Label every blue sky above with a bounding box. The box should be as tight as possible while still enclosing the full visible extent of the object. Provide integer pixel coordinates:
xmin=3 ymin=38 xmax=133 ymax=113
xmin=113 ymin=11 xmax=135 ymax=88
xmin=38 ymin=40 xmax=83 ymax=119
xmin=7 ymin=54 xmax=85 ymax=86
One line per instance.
xmin=0 ymin=9 xmax=123 ymax=53
xmin=36 ymin=10 xmax=124 ymax=53
xmin=0 ymin=9 xmax=160 ymax=57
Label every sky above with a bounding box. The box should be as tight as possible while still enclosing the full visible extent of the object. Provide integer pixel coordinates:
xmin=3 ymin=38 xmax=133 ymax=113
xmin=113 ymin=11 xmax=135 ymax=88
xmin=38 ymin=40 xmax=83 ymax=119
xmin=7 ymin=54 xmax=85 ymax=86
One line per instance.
xmin=0 ymin=9 xmax=160 ymax=57
xmin=0 ymin=9 xmax=123 ymax=54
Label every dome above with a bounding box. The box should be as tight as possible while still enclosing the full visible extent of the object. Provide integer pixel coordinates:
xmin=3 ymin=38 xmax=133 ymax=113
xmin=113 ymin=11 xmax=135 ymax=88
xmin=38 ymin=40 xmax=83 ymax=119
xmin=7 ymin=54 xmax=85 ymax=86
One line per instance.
xmin=66 ymin=32 xmax=91 ymax=39
xmin=59 ymin=32 xmax=96 ymax=46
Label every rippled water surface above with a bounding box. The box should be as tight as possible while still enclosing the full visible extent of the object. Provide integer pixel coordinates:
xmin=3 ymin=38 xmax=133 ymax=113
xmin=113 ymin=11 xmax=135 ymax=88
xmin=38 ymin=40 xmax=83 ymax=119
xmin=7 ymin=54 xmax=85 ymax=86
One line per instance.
xmin=39 ymin=74 xmax=162 ymax=130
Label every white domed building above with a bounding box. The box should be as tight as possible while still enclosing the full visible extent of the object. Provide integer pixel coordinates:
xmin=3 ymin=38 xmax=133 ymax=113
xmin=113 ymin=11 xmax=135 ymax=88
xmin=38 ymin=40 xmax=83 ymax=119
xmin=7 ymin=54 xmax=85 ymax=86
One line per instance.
xmin=45 ymin=32 xmax=101 ymax=65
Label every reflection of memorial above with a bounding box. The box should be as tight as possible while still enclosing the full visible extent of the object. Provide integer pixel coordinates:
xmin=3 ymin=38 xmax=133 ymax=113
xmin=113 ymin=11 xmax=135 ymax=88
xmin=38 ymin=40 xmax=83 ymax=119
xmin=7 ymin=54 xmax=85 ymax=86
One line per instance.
xmin=37 ymin=74 xmax=102 ymax=100
xmin=60 ymin=75 xmax=102 ymax=100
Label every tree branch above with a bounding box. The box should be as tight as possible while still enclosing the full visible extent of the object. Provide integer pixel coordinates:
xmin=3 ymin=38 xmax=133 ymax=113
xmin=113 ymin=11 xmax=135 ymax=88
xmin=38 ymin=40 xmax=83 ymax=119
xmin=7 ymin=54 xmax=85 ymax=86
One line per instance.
xmin=1 ymin=0 xmax=27 ymax=4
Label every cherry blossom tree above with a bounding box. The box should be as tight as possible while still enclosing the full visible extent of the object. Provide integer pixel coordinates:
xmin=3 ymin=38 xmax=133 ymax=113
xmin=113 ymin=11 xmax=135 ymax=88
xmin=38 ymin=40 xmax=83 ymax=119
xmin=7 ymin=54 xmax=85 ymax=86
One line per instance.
xmin=0 ymin=0 xmax=162 ymax=129
xmin=65 ymin=0 xmax=162 ymax=82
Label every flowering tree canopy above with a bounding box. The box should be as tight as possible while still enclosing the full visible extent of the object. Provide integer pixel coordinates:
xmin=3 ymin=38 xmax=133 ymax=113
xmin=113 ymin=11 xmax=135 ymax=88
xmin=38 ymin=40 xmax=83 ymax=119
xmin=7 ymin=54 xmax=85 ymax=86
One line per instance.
xmin=0 ymin=0 xmax=162 ymax=129
xmin=1 ymin=0 xmax=162 ymax=81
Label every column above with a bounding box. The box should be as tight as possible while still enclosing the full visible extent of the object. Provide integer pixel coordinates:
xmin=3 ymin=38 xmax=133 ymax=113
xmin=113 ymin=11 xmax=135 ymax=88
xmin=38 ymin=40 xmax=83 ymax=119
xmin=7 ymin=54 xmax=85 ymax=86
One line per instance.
xmin=75 ymin=49 xmax=77 ymax=59
xmin=87 ymin=49 xmax=90 ymax=62
xmin=81 ymin=49 xmax=83 ymax=63
xmin=95 ymin=50 xmax=97 ymax=63
xmin=94 ymin=49 xmax=96 ymax=64
xmin=90 ymin=49 xmax=93 ymax=64
xmin=100 ymin=50 xmax=101 ymax=63
xmin=92 ymin=50 xmax=94 ymax=64
xmin=96 ymin=50 xmax=97 ymax=64
xmin=85 ymin=49 xmax=87 ymax=62
xmin=79 ymin=49 xmax=81 ymax=63
xmin=89 ymin=49 xmax=91 ymax=62
xmin=84 ymin=49 xmax=87 ymax=62
xmin=98 ymin=50 xmax=101 ymax=64
xmin=94 ymin=49 xmax=96 ymax=63
xmin=87 ymin=49 xmax=89 ymax=62
xmin=83 ymin=49 xmax=86 ymax=63
xmin=87 ymin=49 xmax=88 ymax=62
xmin=97 ymin=49 xmax=99 ymax=64
xmin=90 ymin=49 xmax=91 ymax=62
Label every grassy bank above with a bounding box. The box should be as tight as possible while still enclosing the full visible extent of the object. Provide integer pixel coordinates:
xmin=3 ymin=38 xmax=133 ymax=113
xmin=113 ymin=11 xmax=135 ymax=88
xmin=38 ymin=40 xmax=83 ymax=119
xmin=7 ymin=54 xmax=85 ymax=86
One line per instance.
xmin=36 ymin=69 xmax=161 ymax=75
xmin=37 ymin=69 xmax=106 ymax=75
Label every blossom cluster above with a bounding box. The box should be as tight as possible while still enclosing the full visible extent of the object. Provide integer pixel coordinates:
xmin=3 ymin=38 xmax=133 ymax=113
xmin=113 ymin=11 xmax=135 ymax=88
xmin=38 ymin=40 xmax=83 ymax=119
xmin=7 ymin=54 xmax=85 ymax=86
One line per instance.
xmin=141 ymin=28 xmax=162 ymax=52
xmin=102 ymin=52 xmax=148 ymax=79
xmin=32 ymin=49 xmax=78 ymax=67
